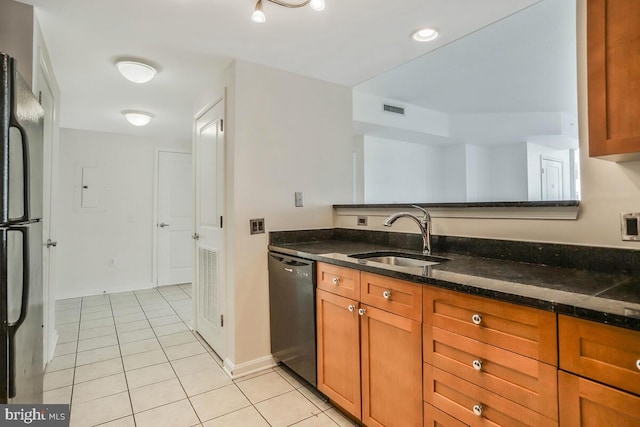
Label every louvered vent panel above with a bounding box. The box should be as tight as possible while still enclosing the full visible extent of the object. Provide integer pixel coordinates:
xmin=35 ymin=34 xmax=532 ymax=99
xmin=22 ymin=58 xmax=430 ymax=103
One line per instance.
xmin=198 ymin=248 xmax=218 ymax=324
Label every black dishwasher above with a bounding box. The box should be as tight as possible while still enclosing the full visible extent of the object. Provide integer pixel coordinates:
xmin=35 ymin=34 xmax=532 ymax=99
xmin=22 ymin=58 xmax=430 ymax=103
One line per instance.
xmin=268 ymin=252 xmax=316 ymax=386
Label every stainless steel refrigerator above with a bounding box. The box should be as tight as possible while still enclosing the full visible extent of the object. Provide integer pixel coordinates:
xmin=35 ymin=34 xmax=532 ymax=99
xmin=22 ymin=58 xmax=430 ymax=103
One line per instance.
xmin=0 ymin=52 xmax=44 ymax=404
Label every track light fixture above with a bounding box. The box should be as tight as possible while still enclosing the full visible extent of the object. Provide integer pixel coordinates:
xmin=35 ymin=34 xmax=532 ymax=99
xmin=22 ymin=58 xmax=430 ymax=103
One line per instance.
xmin=251 ymin=0 xmax=325 ymax=24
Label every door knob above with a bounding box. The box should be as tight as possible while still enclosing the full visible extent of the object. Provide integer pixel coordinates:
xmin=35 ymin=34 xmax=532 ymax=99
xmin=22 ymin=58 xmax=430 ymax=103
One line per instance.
xmin=158 ymin=222 xmax=170 ymax=228
xmin=46 ymin=239 xmax=58 ymax=248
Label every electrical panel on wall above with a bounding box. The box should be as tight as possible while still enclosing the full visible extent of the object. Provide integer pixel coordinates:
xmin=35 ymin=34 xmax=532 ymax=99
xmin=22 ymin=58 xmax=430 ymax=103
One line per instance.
xmin=74 ymin=163 xmax=106 ymax=212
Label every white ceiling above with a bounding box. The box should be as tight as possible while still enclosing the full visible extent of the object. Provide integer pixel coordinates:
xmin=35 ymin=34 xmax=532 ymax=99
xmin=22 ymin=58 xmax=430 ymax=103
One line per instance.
xmin=20 ymin=0 xmax=539 ymax=141
xmin=355 ymin=0 xmax=577 ymax=115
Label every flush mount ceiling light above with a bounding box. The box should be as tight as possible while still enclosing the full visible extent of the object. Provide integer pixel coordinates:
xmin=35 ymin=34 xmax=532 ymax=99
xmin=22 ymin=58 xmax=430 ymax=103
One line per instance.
xmin=412 ymin=28 xmax=439 ymax=42
xmin=122 ymin=110 xmax=155 ymax=126
xmin=251 ymin=0 xmax=325 ymax=24
xmin=115 ymin=60 xmax=158 ymax=83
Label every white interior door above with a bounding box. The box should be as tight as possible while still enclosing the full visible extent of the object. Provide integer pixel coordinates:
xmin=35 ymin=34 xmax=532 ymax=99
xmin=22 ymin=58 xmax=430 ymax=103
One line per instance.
xmin=194 ymin=99 xmax=225 ymax=359
xmin=38 ymin=66 xmax=58 ymax=365
xmin=157 ymin=151 xmax=193 ymax=286
xmin=541 ymin=156 xmax=564 ymax=201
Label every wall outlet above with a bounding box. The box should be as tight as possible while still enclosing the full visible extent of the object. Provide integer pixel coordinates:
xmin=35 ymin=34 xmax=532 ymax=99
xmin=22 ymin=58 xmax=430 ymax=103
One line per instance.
xmin=295 ymin=192 xmax=303 ymax=207
xmin=621 ymin=213 xmax=640 ymax=241
xmin=250 ymin=218 xmax=265 ymax=235
xmin=357 ymin=216 xmax=368 ymax=226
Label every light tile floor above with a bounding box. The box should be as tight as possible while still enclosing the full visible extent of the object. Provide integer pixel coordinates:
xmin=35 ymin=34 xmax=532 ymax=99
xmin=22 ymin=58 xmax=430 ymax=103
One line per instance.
xmin=45 ymin=284 xmax=357 ymax=427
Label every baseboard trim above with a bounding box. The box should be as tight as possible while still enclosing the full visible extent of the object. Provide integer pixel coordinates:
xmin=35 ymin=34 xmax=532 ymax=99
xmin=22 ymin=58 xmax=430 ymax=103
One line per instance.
xmin=55 ymin=282 xmax=155 ymax=300
xmin=222 ymin=355 xmax=277 ymax=380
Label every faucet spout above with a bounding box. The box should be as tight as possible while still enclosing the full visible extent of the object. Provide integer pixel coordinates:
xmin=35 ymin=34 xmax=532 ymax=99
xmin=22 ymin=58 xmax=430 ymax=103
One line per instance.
xmin=383 ymin=206 xmax=432 ymax=255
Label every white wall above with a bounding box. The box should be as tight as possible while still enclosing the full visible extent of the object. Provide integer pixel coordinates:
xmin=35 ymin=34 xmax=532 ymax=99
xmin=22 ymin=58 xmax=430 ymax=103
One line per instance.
xmin=0 ymin=0 xmax=33 ymax=85
xmin=196 ymin=60 xmax=354 ymax=371
xmin=363 ymin=136 xmax=442 ymax=203
xmin=442 ymin=145 xmax=467 ymax=202
xmin=466 ymin=144 xmax=491 ymax=201
xmin=56 ymin=128 xmax=189 ymax=298
xmin=489 ymin=143 xmax=529 ymax=201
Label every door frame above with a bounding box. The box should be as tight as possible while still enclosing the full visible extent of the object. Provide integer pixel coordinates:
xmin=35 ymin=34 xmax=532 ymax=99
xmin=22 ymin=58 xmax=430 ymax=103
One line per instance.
xmin=35 ymin=48 xmax=61 ymax=366
xmin=540 ymin=155 xmax=565 ymax=201
xmin=152 ymin=148 xmax=193 ymax=288
xmin=192 ymin=93 xmax=227 ymax=357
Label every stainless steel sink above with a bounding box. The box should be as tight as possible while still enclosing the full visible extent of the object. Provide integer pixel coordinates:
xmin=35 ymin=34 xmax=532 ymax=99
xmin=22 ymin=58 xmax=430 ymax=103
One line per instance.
xmin=348 ymin=251 xmax=451 ymax=268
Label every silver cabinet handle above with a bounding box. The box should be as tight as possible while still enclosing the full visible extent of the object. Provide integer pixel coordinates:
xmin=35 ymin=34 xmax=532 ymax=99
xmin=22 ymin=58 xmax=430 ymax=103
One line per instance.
xmin=472 ymin=314 xmax=482 ymax=325
xmin=472 ymin=360 xmax=483 ymax=371
xmin=472 ymin=404 xmax=484 ymax=416
xmin=46 ymin=239 xmax=58 ymax=248
xmin=348 ymin=304 xmax=356 ymax=312
xmin=383 ymin=290 xmax=392 ymax=299
xmin=636 ymin=359 xmax=640 ymax=371
xmin=158 ymin=222 xmax=170 ymax=228
xmin=192 ymin=233 xmax=200 ymax=240
xmin=332 ymin=277 xmax=340 ymax=285
xmin=358 ymin=308 xmax=366 ymax=316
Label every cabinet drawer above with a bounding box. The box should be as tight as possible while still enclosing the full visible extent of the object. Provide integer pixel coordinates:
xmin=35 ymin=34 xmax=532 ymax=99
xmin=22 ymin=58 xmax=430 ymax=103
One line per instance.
xmin=423 ymin=288 xmax=557 ymax=365
xmin=424 ymin=402 xmax=467 ymax=427
xmin=360 ymin=272 xmax=422 ymax=321
xmin=559 ymin=371 xmax=640 ymax=427
xmin=424 ymin=365 xmax=557 ymax=427
xmin=559 ymin=315 xmax=640 ymax=395
xmin=317 ymin=262 xmax=360 ymax=300
xmin=423 ymin=326 xmax=558 ymax=421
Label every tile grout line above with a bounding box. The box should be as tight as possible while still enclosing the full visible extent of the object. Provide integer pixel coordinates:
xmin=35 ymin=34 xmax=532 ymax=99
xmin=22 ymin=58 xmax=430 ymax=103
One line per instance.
xmin=135 ymin=286 xmax=205 ymax=425
xmin=108 ymin=292 xmax=138 ymax=427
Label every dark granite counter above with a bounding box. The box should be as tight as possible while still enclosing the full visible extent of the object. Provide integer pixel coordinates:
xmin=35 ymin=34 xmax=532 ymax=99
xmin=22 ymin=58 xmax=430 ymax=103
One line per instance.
xmin=268 ymin=239 xmax=640 ymax=331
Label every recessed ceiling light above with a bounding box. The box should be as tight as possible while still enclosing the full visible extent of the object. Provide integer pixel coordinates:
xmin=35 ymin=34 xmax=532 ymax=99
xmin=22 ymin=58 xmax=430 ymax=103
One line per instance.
xmin=309 ymin=0 xmax=325 ymax=11
xmin=122 ymin=110 xmax=155 ymax=126
xmin=412 ymin=28 xmax=439 ymax=42
xmin=116 ymin=60 xmax=158 ymax=83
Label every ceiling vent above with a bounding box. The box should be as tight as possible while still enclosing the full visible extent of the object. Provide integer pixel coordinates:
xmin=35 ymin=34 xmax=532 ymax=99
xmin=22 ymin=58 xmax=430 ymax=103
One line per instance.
xmin=383 ymin=104 xmax=405 ymax=115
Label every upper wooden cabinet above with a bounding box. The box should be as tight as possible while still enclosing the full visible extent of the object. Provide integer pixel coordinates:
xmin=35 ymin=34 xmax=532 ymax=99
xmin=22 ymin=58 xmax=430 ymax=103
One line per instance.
xmin=588 ymin=0 xmax=640 ymax=161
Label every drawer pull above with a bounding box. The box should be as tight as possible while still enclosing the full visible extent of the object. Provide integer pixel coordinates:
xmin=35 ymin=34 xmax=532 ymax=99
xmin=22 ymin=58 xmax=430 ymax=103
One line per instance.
xmin=348 ymin=304 xmax=356 ymax=312
xmin=471 ymin=314 xmax=482 ymax=325
xmin=472 ymin=404 xmax=484 ymax=416
xmin=358 ymin=308 xmax=366 ymax=316
xmin=636 ymin=359 xmax=640 ymax=371
xmin=382 ymin=290 xmax=392 ymax=300
xmin=472 ymin=359 xmax=483 ymax=371
xmin=332 ymin=277 xmax=340 ymax=285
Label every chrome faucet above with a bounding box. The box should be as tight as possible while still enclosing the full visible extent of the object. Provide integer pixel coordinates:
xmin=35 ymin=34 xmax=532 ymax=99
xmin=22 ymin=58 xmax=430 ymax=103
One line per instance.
xmin=383 ymin=205 xmax=432 ymax=255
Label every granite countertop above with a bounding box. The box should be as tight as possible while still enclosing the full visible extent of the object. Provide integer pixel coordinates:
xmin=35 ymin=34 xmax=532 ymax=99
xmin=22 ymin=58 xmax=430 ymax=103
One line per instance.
xmin=268 ymin=240 xmax=640 ymax=331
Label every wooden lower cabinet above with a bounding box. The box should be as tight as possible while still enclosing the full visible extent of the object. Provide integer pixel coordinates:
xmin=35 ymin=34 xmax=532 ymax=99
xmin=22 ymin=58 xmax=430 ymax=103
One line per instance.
xmin=424 ymin=402 xmax=467 ymax=427
xmin=558 ymin=371 xmax=640 ymax=427
xmin=316 ymin=288 xmax=423 ymax=426
xmin=361 ymin=305 xmax=422 ymax=427
xmin=316 ymin=289 xmax=361 ymax=419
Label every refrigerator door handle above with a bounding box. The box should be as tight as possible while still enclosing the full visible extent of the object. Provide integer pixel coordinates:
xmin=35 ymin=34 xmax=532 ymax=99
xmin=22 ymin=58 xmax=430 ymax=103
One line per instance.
xmin=5 ymin=226 xmax=29 ymax=398
xmin=6 ymin=226 xmax=28 ymax=332
xmin=8 ymin=121 xmax=31 ymax=223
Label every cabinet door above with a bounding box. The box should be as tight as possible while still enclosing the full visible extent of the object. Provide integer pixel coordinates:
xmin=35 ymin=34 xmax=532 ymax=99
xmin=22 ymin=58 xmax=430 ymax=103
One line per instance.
xmin=559 ymin=371 xmax=640 ymax=427
xmin=316 ymin=289 xmax=361 ymax=419
xmin=558 ymin=315 xmax=640 ymax=396
xmin=361 ymin=304 xmax=422 ymax=427
xmin=588 ymin=0 xmax=640 ymax=160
